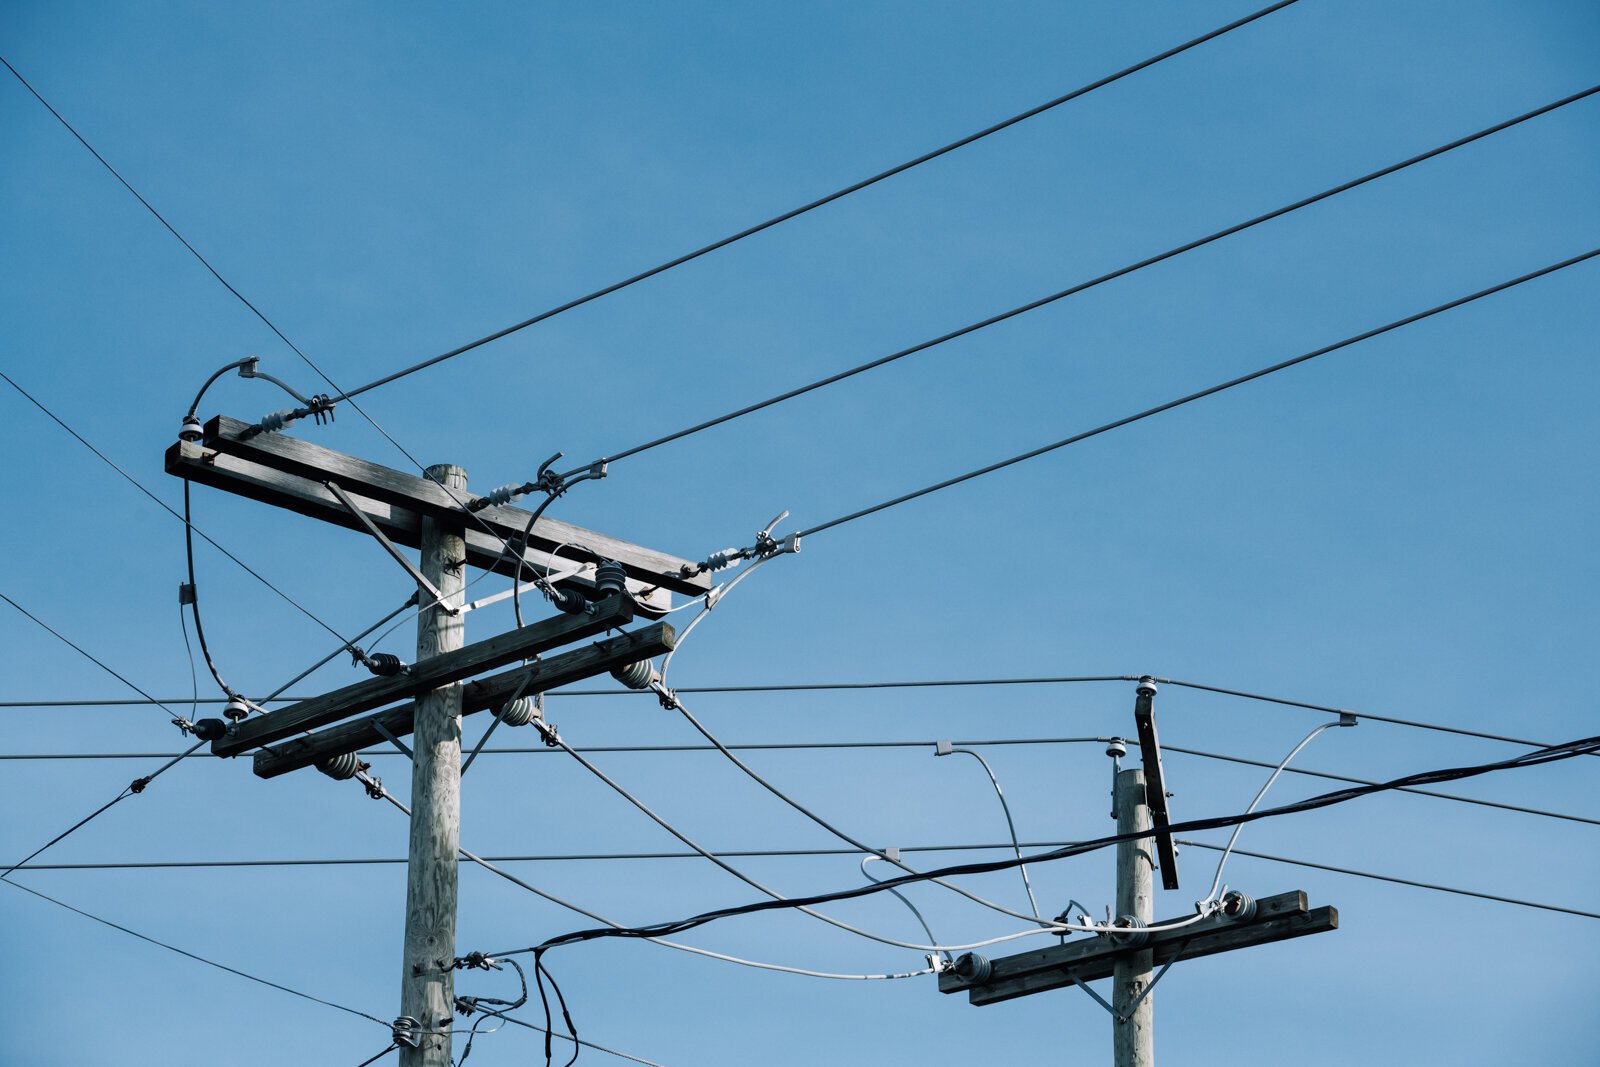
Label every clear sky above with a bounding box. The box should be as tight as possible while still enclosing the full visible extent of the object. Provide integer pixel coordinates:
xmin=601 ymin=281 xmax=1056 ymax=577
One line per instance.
xmin=3 ymin=2 xmax=1598 ymax=1064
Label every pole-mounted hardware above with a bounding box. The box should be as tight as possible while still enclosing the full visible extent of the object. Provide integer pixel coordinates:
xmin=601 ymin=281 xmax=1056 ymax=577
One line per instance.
xmin=1131 ymin=677 xmax=1180 ymax=891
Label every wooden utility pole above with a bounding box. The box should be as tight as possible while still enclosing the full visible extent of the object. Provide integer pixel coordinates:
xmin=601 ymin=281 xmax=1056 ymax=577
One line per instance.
xmin=167 ymin=417 xmax=710 ymax=1064
xmin=1113 ymin=768 xmax=1154 ymax=1067
xmin=937 ymin=680 xmax=1341 ymax=1060
xmin=399 ymin=464 xmax=467 ymax=1066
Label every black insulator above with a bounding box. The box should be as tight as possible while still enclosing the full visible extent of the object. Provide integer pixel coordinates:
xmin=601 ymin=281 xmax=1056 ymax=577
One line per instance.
xmin=191 ymin=718 xmax=228 ymax=742
xmin=952 ymin=952 xmax=992 ymax=984
xmin=498 ymin=697 xmax=537 ymax=727
xmin=222 ymin=697 xmax=250 ymax=722
xmin=316 ymin=751 xmax=362 ymax=781
xmin=594 ymin=559 xmax=627 ymax=598
xmin=610 ymin=660 xmax=659 ymax=691
xmin=365 ymin=652 xmax=407 ymax=677
xmin=550 ymin=587 xmax=587 ymax=614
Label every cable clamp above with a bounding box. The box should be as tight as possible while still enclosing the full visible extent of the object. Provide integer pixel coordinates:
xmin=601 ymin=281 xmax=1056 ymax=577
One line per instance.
xmin=649 ymin=680 xmax=681 ymax=711
xmin=306 ymin=394 xmax=336 ymax=424
xmin=129 ymin=775 xmax=153 ymax=794
xmin=533 ymin=718 xmax=562 ymax=748
xmin=170 ymin=716 xmax=195 ymax=735
xmin=359 ymin=773 xmax=386 ymax=800
xmin=453 ymin=951 xmax=500 ymax=971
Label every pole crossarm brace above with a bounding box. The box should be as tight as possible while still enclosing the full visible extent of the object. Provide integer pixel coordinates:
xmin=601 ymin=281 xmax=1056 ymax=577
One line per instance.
xmin=253 ymin=622 xmax=677 ymax=778
xmin=938 ymin=890 xmax=1337 ymax=1006
xmin=165 ymin=416 xmax=712 ymax=609
xmin=214 ymin=595 xmax=636 ymax=756
xmin=324 ymin=477 xmax=450 ymax=608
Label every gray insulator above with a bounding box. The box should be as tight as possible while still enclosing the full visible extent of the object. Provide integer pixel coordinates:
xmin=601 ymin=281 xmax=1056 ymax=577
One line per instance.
xmin=1220 ymin=890 xmax=1257 ymax=922
xmin=1108 ymin=915 xmax=1150 ymax=949
xmin=594 ymin=559 xmax=627 ymax=597
xmin=223 ymin=697 xmax=251 ymax=722
xmin=704 ymin=548 xmax=743 ymax=572
xmin=316 ymin=751 xmax=362 ymax=781
xmin=498 ymin=697 xmax=537 ymax=727
xmin=610 ymin=659 xmax=660 ymax=691
xmin=1105 ymin=738 xmax=1128 ymax=759
xmin=952 ymin=952 xmax=992 ymax=984
xmin=179 ymin=416 xmax=203 ymax=443
xmin=256 ymin=408 xmax=296 ymax=434
xmin=483 ymin=483 xmax=522 ymax=507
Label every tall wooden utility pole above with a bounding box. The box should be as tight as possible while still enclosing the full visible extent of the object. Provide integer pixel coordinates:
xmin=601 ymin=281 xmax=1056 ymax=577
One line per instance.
xmin=400 ymin=464 xmax=467 ymax=1067
xmin=1113 ymin=768 xmax=1154 ymax=1067
xmin=168 ymin=415 xmax=712 ymax=1063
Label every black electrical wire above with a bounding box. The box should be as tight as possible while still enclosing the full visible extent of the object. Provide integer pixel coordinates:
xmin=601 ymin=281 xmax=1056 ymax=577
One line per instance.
xmin=0 ymin=370 xmax=356 ymax=647
xmin=322 ymin=0 xmax=1304 ymax=403
xmin=7 ymin=735 xmax=1595 ymax=829
xmin=568 ymin=82 xmax=1600 ymax=478
xmin=1170 ymin=839 xmax=1600 ymax=921
xmin=183 ymin=481 xmax=238 ymax=698
xmin=351 ymin=1044 xmax=397 ymax=1067
xmin=496 ymin=731 xmax=1600 ymax=954
xmin=14 ymin=838 xmax=1595 ymax=923
xmin=0 ymin=878 xmax=392 ymax=1026
xmin=796 ymin=246 xmax=1600 ymax=538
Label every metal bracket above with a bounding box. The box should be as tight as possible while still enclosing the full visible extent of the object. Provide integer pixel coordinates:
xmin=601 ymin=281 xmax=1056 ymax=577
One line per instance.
xmin=371 ymin=719 xmax=414 ymax=760
xmin=1068 ymin=938 xmax=1191 ymax=1023
xmin=325 ymin=479 xmax=454 ymax=611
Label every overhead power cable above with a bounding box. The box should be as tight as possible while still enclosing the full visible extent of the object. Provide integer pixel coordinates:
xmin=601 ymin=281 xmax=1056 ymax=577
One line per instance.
xmin=795 ymin=246 xmax=1600 ymax=537
xmin=1 ymin=878 xmax=392 ymax=1026
xmin=299 ymin=1 xmax=1304 ymax=402
xmin=15 ymin=839 xmax=1591 ymax=923
xmin=3 ymin=55 xmax=530 ymax=604
xmin=565 ymin=82 xmax=1600 ymax=478
xmin=7 ymin=736 xmax=1593 ymax=828
xmin=10 ymin=670 xmax=1583 ymax=753
xmin=1172 ymin=839 xmax=1600 ymax=921
xmin=0 ymin=371 xmax=355 ymax=647
xmin=502 ymin=730 xmax=1600 ymax=954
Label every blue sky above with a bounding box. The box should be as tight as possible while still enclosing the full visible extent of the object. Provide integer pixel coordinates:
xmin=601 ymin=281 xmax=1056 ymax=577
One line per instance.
xmin=3 ymin=2 xmax=1598 ymax=1064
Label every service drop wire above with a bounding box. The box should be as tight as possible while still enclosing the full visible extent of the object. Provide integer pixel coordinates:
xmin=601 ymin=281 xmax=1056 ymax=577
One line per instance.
xmin=512 ymin=732 xmax=1600 ymax=955
xmin=861 ymin=855 xmax=950 ymax=963
xmin=796 ymin=246 xmax=1600 ymax=539
xmin=940 ymin=745 xmax=1044 ymax=922
xmin=1202 ymin=719 xmax=1348 ymax=905
xmin=321 ymin=0 xmax=1303 ymax=402
xmin=651 ymin=552 xmax=1114 ymax=932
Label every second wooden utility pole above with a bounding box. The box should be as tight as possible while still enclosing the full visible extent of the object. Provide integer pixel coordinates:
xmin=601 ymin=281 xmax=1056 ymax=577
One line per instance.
xmin=1113 ymin=767 xmax=1154 ymax=1067
xmin=400 ymin=463 xmax=468 ymax=1066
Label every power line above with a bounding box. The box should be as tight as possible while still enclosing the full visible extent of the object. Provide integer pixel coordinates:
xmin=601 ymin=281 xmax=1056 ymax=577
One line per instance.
xmin=577 ymin=82 xmax=1600 ymax=476
xmin=323 ymin=1 xmax=1304 ymax=403
xmin=6 ymin=735 xmax=1593 ymax=828
xmin=508 ymin=730 xmax=1600 ymax=954
xmin=796 ymin=246 xmax=1600 ymax=537
xmin=0 ymin=370 xmax=356 ymax=647
xmin=5 ymin=669 xmax=1580 ymax=752
xmin=14 ymin=838 xmax=1592 ymax=923
xmin=1 ymin=878 xmax=392 ymax=1027
xmin=1172 ymin=839 xmax=1600 ymax=921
